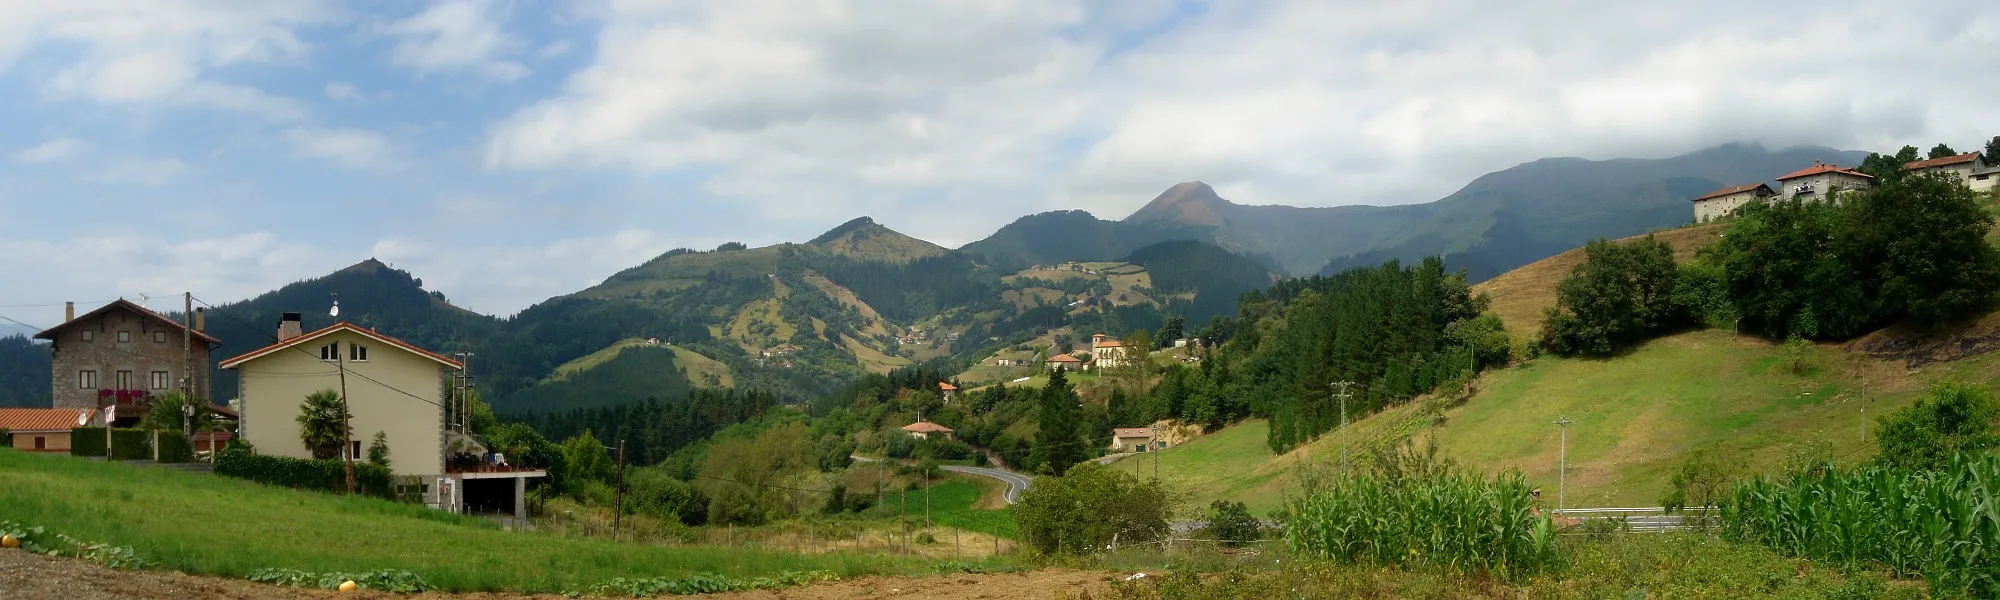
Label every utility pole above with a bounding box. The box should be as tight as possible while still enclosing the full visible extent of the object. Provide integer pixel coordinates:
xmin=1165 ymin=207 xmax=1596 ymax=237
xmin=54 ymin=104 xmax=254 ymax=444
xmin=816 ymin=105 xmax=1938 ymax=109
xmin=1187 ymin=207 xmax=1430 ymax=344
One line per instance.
xmin=451 ymin=353 xmax=465 ymax=433
xmin=1553 ymin=416 xmax=1572 ymax=514
xmin=1336 ymin=380 xmax=1352 ymax=474
xmin=460 ymin=353 xmax=475 ymax=434
xmin=338 ymin=336 xmax=355 ymax=494
xmin=612 ymin=439 xmax=627 ymax=541
xmin=1860 ymin=378 xmax=1869 ymax=444
xmin=925 ymin=468 xmax=931 ymax=527
xmin=1151 ymin=426 xmax=1159 ymax=480
xmin=182 ymin=292 xmax=193 ymax=437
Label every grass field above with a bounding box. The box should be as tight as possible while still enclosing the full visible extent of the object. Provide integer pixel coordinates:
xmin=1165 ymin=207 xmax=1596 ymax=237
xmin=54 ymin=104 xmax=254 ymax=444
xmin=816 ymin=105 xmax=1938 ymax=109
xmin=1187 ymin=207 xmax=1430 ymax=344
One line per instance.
xmin=1472 ymin=223 xmax=1724 ymax=337
xmin=0 ymin=451 xmax=934 ymax=593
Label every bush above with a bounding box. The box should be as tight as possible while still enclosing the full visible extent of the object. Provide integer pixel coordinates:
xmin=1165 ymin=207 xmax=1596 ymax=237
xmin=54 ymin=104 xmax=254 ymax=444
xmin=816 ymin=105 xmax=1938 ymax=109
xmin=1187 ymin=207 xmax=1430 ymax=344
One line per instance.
xmin=109 ymin=429 xmax=151 ymax=460
xmin=214 ymin=446 xmax=394 ymax=499
xmin=69 ymin=427 xmax=107 ymax=457
xmin=1200 ymin=500 xmax=1262 ymax=546
xmin=1540 ymin=236 xmax=1689 ymax=356
xmin=1012 ymin=462 xmax=1171 ymax=555
xmin=1872 ymin=381 xmax=1999 ymax=472
xmin=154 ymin=431 xmax=195 ymax=463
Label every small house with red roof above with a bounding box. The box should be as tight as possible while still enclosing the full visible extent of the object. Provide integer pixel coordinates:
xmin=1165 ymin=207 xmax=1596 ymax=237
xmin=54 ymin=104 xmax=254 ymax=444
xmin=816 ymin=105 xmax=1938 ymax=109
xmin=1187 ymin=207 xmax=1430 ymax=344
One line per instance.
xmin=937 ymin=381 xmax=958 ymax=402
xmin=1046 ymin=352 xmax=1085 ymax=372
xmin=901 ymin=421 xmax=954 ymax=441
xmin=0 ymin=407 xmax=97 ymax=452
xmin=1690 ymin=183 xmax=1776 ymax=223
xmin=1777 ymin=161 xmax=1872 ymax=202
xmin=221 ymin=313 xmax=541 ymax=515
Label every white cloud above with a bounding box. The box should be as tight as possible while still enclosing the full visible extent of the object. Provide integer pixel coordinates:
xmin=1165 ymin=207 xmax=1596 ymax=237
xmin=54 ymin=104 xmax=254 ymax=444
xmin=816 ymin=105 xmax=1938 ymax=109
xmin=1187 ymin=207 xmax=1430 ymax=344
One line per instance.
xmin=11 ymin=138 xmax=89 ymax=163
xmin=0 ymin=232 xmax=342 ymax=328
xmin=371 ymin=229 xmax=689 ymax=316
xmin=380 ymin=0 xmax=527 ymax=80
xmin=535 ymin=40 xmax=572 ymax=60
xmin=282 ymin=127 xmax=399 ymax=170
xmin=325 ymin=82 xmax=362 ymax=101
xmin=92 ymin=158 xmax=190 ymax=186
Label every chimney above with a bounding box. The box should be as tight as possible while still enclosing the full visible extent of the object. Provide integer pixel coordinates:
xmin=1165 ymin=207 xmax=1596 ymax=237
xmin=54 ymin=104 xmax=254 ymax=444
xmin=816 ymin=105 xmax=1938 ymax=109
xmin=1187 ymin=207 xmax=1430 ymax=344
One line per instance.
xmin=194 ymin=307 xmax=206 ymax=333
xmin=64 ymin=302 xmax=74 ymax=322
xmin=278 ymin=312 xmax=303 ymax=341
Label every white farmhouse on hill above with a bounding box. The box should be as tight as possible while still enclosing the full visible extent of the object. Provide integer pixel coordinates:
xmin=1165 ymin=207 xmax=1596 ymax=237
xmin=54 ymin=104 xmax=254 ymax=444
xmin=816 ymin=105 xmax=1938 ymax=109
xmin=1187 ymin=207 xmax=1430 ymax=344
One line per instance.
xmin=1691 ymin=183 xmax=1776 ymax=223
xmin=1904 ymin=152 xmax=1995 ymax=193
xmin=1777 ymin=162 xmax=1873 ymax=203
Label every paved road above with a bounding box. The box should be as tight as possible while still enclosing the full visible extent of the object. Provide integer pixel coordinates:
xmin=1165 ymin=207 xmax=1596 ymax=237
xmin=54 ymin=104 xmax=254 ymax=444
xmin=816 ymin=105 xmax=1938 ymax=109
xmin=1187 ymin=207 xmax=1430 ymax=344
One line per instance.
xmin=939 ymin=465 xmax=1034 ymax=504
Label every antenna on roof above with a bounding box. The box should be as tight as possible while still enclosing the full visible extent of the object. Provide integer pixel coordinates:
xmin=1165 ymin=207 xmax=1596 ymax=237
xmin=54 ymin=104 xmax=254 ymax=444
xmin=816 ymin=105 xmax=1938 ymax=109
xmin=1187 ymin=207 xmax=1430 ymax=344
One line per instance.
xmin=329 ymin=292 xmax=340 ymax=318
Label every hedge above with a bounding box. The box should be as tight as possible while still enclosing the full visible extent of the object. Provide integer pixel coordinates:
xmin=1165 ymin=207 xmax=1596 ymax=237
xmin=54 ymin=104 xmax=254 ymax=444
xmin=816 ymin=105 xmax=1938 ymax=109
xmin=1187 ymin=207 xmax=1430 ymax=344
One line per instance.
xmin=214 ymin=447 xmax=394 ymax=499
xmin=155 ymin=431 xmax=194 ymax=463
xmin=70 ymin=427 xmax=107 ymax=457
xmin=109 ymin=429 xmax=151 ymax=460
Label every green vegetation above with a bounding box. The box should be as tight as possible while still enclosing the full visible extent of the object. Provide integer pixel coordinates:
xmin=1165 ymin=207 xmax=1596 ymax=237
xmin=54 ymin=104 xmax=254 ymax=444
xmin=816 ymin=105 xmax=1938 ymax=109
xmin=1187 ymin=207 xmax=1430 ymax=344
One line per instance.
xmin=69 ymin=426 xmax=106 ymax=456
xmin=0 ymin=450 xmax=927 ymax=592
xmin=1012 ymin=462 xmax=1170 ymax=555
xmin=1725 ymin=452 xmax=1999 ymax=597
xmin=1540 ymin=235 xmax=1699 ymax=355
xmin=214 ymin=443 xmax=393 ymax=499
xmin=1027 ymin=368 xmax=1087 ymax=475
xmin=1872 ymin=381 xmax=1999 ymax=472
xmin=295 ymin=389 xmax=349 ymax=460
xmin=1286 ymin=442 xmax=1556 ymax=577
xmin=155 ymin=431 xmax=194 ymax=464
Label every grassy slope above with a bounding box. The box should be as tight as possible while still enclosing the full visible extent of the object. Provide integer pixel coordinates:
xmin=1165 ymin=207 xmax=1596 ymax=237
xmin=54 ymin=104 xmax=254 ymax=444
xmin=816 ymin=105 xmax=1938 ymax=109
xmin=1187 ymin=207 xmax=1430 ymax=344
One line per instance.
xmin=1472 ymin=223 xmax=1724 ymax=337
xmin=0 ymin=451 xmax=923 ymax=592
xmin=546 ymin=338 xmax=734 ymax=388
xmin=583 ymin=246 xmax=782 ymax=300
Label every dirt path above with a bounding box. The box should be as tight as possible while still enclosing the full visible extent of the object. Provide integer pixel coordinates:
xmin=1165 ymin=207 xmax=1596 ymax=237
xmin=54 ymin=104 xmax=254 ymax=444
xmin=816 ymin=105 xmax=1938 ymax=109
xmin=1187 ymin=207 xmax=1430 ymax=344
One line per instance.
xmin=0 ymin=549 xmax=1120 ymax=600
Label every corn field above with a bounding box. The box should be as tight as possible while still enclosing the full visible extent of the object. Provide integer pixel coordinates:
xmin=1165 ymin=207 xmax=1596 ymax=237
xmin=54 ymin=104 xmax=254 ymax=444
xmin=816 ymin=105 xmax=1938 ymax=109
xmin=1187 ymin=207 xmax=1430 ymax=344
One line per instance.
xmin=1722 ymin=452 xmax=1999 ymax=598
xmin=1284 ymin=468 xmax=1557 ymax=577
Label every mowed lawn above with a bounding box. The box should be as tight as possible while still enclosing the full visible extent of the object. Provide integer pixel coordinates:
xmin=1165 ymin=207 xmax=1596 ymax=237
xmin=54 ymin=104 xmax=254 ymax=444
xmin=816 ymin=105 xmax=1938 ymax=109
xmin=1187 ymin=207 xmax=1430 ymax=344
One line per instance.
xmin=0 ymin=451 xmax=928 ymax=592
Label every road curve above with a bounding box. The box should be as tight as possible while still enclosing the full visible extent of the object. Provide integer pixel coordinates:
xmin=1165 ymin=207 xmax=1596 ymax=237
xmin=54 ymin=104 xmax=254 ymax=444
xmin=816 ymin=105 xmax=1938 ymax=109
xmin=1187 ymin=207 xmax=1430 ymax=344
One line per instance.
xmin=940 ymin=465 xmax=1034 ymax=504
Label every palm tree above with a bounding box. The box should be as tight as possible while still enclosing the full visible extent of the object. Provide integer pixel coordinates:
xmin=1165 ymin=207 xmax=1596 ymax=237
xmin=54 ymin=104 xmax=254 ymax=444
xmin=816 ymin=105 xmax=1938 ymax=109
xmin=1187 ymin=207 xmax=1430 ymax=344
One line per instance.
xmin=297 ymin=389 xmax=351 ymax=460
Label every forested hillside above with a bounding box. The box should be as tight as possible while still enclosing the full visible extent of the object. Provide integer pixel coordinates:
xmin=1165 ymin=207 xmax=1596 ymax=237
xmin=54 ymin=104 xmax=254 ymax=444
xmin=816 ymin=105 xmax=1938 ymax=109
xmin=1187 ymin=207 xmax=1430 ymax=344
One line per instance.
xmin=0 ymin=335 xmax=50 ymax=408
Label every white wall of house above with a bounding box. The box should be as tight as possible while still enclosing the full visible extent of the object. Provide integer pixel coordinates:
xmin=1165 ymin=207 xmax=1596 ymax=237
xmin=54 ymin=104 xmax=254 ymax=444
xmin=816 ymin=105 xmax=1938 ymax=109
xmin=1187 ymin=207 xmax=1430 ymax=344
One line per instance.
xmin=1971 ymin=168 xmax=1999 ymax=193
xmin=235 ymin=330 xmax=448 ymax=480
xmin=1780 ymin=173 xmax=1871 ymax=203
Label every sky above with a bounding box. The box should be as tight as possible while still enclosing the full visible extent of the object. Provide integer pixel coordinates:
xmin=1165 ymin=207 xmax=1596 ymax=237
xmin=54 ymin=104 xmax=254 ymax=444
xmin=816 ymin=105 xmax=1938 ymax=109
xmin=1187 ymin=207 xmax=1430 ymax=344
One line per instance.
xmin=1 ymin=0 xmax=1996 ymax=324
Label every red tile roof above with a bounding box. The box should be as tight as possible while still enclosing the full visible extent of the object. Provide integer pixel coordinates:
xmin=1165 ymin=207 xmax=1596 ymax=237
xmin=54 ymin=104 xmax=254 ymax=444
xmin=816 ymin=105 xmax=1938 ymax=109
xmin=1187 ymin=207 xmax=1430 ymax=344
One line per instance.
xmin=1692 ymin=183 xmax=1775 ymax=202
xmin=1094 ymin=340 xmax=1125 ymax=348
xmin=1776 ymin=162 xmax=1873 ymax=181
xmin=1903 ymin=152 xmax=1983 ymax=170
xmin=34 ymin=299 xmax=220 ymax=345
xmin=1047 ymin=353 xmax=1083 ymax=362
xmin=218 ymin=322 xmax=463 ymax=370
xmin=1113 ymin=428 xmax=1152 ymax=438
xmin=938 ymin=382 xmax=958 ymax=391
xmin=0 ymin=408 xmax=96 ymax=433
xmin=901 ymin=421 xmax=954 ymax=433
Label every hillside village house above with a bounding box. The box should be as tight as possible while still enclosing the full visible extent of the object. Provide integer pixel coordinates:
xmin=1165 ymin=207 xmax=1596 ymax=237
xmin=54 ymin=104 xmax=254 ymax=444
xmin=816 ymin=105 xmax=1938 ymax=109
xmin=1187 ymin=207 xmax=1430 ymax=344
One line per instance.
xmin=1109 ymin=427 xmax=1154 ymax=452
xmin=34 ymin=300 xmax=219 ymax=425
xmin=0 ymin=408 xmax=96 ymax=452
xmin=1690 ymin=183 xmax=1776 ymax=223
xmin=1047 ymin=352 xmax=1084 ymax=371
xmin=1777 ymin=162 xmax=1873 ymax=202
xmin=221 ymin=314 xmax=542 ymax=516
xmin=1090 ymin=333 xmax=1127 ymax=369
xmin=1905 ymin=152 xmax=1996 ymax=193
xmin=938 ymin=381 xmax=958 ymax=402
xmin=902 ymin=421 xmax=953 ymax=440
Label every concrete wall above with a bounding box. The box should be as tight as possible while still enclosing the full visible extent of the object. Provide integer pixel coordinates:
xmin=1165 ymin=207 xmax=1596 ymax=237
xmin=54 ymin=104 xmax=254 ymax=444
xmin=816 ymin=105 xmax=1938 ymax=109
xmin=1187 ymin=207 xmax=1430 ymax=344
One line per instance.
xmin=9 ymin=431 xmax=71 ymax=452
xmin=1780 ymin=173 xmax=1871 ymax=203
xmin=235 ymin=330 xmax=447 ymax=479
xmin=1972 ymin=171 xmax=1998 ymax=193
xmin=47 ymin=307 xmax=212 ymax=410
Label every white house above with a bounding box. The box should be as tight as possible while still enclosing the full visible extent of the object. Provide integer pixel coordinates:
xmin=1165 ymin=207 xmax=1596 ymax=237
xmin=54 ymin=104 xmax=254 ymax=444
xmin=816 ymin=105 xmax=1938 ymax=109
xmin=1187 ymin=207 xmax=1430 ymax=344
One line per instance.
xmin=901 ymin=421 xmax=954 ymax=440
xmin=1090 ymin=333 xmax=1127 ymax=369
xmin=1109 ymin=428 xmax=1154 ymax=452
xmin=1691 ymin=183 xmax=1776 ymax=223
xmin=1777 ymin=162 xmax=1873 ymax=203
xmin=1972 ymin=164 xmax=2000 ymax=194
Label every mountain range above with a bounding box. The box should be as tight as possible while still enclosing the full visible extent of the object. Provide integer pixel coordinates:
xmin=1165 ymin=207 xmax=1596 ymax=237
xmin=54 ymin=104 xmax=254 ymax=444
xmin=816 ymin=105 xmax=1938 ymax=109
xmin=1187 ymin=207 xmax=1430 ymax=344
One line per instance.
xmin=0 ymin=142 xmax=1870 ymax=411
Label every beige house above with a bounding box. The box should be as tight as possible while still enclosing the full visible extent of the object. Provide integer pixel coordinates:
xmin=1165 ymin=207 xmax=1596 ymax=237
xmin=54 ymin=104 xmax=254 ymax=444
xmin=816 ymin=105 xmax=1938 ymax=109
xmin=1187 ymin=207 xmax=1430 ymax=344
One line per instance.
xmin=1046 ymin=352 xmax=1084 ymax=372
xmin=0 ymin=408 xmax=95 ymax=452
xmin=1090 ymin=333 xmax=1127 ymax=369
xmin=1971 ymin=165 xmax=2000 ymax=194
xmin=1690 ymin=183 xmax=1776 ymax=223
xmin=1109 ymin=427 xmax=1154 ymax=452
xmin=1903 ymin=152 xmax=1988 ymax=184
xmin=221 ymin=315 xmax=541 ymax=515
xmin=901 ymin=421 xmax=954 ymax=440
xmin=1777 ymin=162 xmax=1873 ymax=203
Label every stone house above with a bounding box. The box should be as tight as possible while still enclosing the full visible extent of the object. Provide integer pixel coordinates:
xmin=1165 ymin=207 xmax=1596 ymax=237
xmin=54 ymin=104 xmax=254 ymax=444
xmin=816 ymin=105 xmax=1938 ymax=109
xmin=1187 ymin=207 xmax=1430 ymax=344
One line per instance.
xmin=221 ymin=314 xmax=542 ymax=515
xmin=1777 ymin=161 xmax=1873 ymax=203
xmin=1046 ymin=352 xmax=1084 ymax=371
xmin=34 ymin=300 xmax=219 ymax=423
xmin=1903 ymin=152 xmax=1988 ymax=184
xmin=1690 ymin=183 xmax=1776 ymax=223
xmin=0 ymin=407 xmax=96 ymax=452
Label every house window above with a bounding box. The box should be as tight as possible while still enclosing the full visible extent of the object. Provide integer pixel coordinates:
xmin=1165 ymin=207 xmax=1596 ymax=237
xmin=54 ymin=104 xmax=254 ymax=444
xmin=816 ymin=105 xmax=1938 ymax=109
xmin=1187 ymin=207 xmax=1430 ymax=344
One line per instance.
xmin=115 ymin=370 xmax=134 ymax=389
xmin=150 ymin=371 xmax=170 ymax=390
xmin=350 ymin=441 xmax=363 ymax=460
xmin=80 ymin=330 xmax=94 ymax=342
xmin=78 ymin=370 xmax=98 ymax=389
xmin=117 ymin=331 xmax=131 ymax=343
xmin=153 ymin=331 xmax=167 ymax=343
xmin=349 ymin=344 xmax=369 ymax=362
xmin=320 ymin=342 xmax=340 ymax=361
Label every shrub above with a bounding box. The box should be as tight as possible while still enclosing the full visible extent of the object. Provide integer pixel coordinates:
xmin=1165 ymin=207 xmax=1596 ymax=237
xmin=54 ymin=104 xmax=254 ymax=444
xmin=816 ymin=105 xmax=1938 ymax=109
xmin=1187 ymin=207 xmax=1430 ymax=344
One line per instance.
xmin=1872 ymin=381 xmax=1999 ymax=472
xmin=214 ymin=446 xmax=394 ymax=499
xmin=1200 ymin=500 xmax=1262 ymax=546
xmin=109 ymin=429 xmax=151 ymax=460
xmin=1012 ymin=462 xmax=1171 ymax=555
xmin=69 ymin=427 xmax=107 ymax=457
xmin=1658 ymin=448 xmax=1736 ymax=530
xmin=366 ymin=431 xmax=391 ymax=470
xmin=154 ymin=431 xmax=195 ymax=464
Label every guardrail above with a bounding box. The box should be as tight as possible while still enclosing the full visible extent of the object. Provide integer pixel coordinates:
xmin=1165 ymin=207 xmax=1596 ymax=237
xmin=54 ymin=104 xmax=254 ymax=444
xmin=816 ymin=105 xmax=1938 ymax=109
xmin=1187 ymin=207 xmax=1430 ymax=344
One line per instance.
xmin=1553 ymin=506 xmax=1718 ymax=532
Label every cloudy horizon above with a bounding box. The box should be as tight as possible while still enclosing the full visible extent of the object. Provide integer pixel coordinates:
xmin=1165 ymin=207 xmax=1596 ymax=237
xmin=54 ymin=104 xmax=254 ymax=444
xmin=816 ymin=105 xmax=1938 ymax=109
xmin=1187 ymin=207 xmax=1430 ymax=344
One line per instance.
xmin=2 ymin=0 xmax=1995 ymax=323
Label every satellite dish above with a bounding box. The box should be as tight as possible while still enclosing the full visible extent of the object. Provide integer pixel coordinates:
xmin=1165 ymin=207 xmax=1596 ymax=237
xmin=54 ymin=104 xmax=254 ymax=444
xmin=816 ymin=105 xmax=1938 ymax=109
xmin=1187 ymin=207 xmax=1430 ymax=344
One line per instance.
xmin=329 ymin=292 xmax=341 ymax=318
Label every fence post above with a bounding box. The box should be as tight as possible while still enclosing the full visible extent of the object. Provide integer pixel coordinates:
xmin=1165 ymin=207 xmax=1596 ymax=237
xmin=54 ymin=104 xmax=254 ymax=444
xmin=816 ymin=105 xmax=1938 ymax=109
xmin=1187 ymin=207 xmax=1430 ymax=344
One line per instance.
xmin=955 ymin=528 xmax=960 ymax=557
xmin=728 ymin=524 xmax=734 ymax=547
